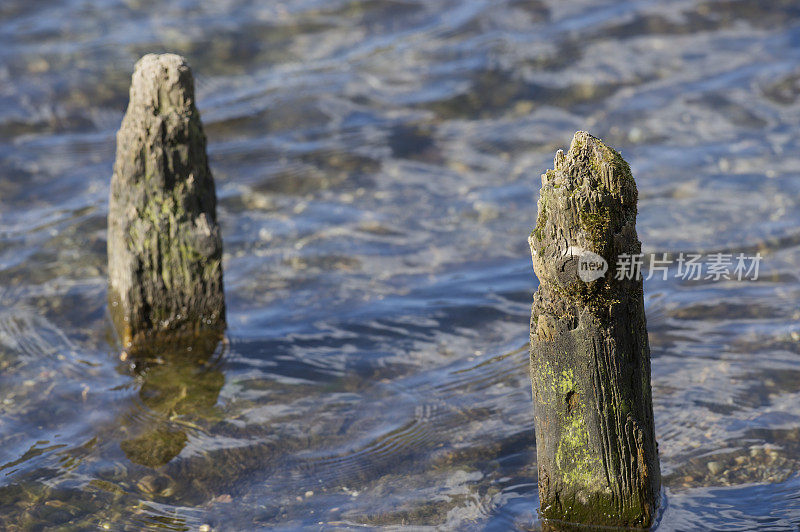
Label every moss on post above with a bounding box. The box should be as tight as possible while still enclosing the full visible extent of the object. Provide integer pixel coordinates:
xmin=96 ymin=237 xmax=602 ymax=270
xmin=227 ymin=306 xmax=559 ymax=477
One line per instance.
xmin=529 ymin=131 xmax=660 ymax=527
xmin=108 ymin=54 xmax=225 ymax=352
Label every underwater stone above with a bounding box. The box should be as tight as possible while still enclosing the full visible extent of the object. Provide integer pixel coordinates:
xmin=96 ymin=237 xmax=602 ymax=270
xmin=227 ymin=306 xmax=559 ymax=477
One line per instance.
xmin=529 ymin=131 xmax=660 ymax=527
xmin=108 ymin=54 xmax=225 ymax=351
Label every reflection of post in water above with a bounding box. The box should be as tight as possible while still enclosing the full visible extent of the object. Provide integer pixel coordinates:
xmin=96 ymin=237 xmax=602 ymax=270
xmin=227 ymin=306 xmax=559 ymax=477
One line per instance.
xmin=120 ymin=334 xmax=226 ymax=468
xmin=107 ymin=54 xmax=227 ymax=467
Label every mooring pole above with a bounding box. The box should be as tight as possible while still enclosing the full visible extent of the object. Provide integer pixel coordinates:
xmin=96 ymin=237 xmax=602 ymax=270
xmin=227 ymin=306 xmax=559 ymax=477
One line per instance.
xmin=108 ymin=54 xmax=225 ymax=353
xmin=529 ymin=131 xmax=660 ymax=527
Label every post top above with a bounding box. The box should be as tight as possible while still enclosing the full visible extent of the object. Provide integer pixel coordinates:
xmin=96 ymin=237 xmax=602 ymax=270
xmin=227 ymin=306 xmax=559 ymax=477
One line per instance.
xmin=543 ymin=130 xmax=637 ymax=207
xmin=530 ymin=131 xmax=642 ymax=300
xmin=129 ymin=53 xmax=195 ymax=115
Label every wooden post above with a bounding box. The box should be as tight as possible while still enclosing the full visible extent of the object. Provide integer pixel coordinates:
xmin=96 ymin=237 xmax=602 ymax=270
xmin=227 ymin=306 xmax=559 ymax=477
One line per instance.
xmin=529 ymin=131 xmax=660 ymax=527
xmin=108 ymin=54 xmax=225 ymax=352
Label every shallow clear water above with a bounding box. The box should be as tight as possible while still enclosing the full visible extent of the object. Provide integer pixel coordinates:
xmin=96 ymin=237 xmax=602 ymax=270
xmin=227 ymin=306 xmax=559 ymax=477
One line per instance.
xmin=2 ymin=0 xmax=800 ymax=529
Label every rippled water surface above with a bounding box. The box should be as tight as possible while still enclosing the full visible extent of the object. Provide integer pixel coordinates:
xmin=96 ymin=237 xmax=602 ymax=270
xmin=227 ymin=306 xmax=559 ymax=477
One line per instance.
xmin=2 ymin=0 xmax=800 ymax=529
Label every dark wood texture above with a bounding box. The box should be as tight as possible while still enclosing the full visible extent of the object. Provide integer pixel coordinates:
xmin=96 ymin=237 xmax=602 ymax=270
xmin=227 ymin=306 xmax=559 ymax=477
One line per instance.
xmin=108 ymin=54 xmax=224 ymax=351
xmin=529 ymin=131 xmax=660 ymax=527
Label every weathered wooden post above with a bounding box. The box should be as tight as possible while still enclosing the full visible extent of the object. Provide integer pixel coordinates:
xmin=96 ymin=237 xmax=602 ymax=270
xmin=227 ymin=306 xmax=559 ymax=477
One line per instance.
xmin=108 ymin=54 xmax=225 ymax=353
xmin=529 ymin=131 xmax=660 ymax=527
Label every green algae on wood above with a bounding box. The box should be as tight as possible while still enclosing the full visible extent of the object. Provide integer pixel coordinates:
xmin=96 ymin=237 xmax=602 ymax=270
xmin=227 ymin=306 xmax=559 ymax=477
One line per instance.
xmin=107 ymin=54 xmax=225 ymax=352
xmin=529 ymin=132 xmax=660 ymax=528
